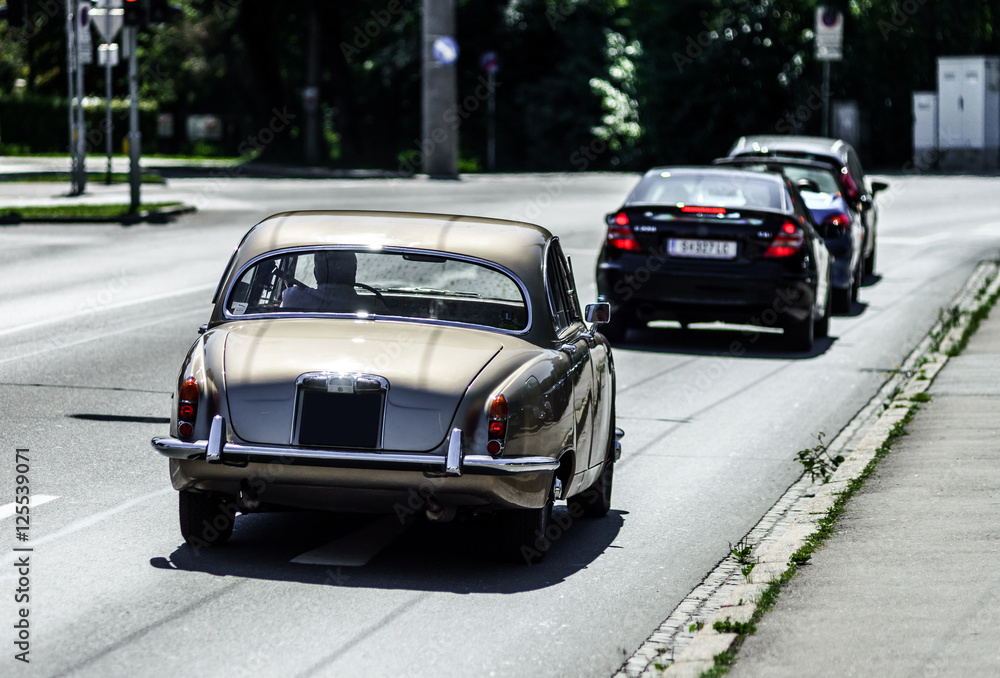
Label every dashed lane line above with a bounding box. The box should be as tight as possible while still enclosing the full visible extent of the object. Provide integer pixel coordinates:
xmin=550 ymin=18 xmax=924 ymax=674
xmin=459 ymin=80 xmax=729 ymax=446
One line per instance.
xmin=0 ymin=494 xmax=60 ymax=520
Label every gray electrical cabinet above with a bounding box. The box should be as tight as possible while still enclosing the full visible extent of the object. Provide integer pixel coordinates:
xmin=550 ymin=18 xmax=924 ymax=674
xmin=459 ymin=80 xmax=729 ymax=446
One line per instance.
xmin=936 ymin=56 xmax=1000 ymax=170
xmin=912 ymin=92 xmax=938 ymax=170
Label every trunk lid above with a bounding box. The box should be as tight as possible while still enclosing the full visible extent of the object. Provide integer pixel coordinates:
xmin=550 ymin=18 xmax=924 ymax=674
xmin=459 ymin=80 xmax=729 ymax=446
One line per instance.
xmin=622 ymin=205 xmax=791 ymax=263
xmin=222 ymin=319 xmax=503 ymax=451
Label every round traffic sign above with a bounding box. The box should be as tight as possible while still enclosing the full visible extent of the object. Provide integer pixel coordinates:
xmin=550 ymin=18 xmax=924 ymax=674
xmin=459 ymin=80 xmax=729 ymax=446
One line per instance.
xmin=480 ymin=51 xmax=500 ymax=74
xmin=432 ymin=36 xmax=459 ymax=65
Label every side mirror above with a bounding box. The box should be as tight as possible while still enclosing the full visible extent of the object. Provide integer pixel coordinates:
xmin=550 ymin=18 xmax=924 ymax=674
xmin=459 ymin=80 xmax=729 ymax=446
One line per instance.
xmin=585 ymin=302 xmax=611 ymax=324
xmin=870 ymin=180 xmax=889 ymax=196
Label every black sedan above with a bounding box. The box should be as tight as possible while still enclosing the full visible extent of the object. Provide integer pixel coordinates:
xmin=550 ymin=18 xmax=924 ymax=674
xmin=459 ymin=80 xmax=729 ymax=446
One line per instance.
xmin=713 ymin=156 xmax=864 ymax=313
xmin=596 ymin=167 xmax=832 ymax=351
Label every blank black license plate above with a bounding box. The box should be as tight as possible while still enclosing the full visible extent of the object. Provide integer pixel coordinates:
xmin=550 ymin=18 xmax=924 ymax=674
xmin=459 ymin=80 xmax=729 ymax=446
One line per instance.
xmin=297 ymin=390 xmax=382 ymax=449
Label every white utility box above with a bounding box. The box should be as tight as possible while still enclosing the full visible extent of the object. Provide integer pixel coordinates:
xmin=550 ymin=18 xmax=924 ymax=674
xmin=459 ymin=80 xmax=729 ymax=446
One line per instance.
xmin=912 ymin=92 xmax=938 ymax=170
xmin=936 ymin=56 xmax=1000 ymax=170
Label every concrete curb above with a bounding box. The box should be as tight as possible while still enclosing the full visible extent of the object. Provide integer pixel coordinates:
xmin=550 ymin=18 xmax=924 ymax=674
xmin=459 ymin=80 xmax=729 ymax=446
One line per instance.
xmin=0 ymin=203 xmax=197 ymax=225
xmin=649 ymin=260 xmax=1000 ymax=678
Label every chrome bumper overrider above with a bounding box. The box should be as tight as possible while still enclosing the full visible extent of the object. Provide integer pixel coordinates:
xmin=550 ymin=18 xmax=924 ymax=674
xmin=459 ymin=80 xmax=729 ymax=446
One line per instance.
xmin=151 ymin=417 xmax=560 ymax=477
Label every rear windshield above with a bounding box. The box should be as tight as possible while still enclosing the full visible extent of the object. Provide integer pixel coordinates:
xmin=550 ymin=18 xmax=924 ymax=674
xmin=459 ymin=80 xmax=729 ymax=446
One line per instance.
xmin=629 ymin=171 xmax=785 ymax=210
xmin=726 ymin=163 xmax=841 ymax=195
xmin=224 ymin=249 xmax=528 ymax=332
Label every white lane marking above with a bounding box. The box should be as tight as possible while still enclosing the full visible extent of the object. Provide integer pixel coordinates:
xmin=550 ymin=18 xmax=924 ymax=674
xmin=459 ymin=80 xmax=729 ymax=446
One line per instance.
xmin=0 ymin=487 xmax=174 ymax=571
xmin=0 ymin=494 xmax=60 ymax=520
xmin=290 ymin=514 xmax=412 ymax=567
xmin=0 ymin=307 xmax=206 ymax=367
xmin=0 ymin=283 xmax=216 ymax=339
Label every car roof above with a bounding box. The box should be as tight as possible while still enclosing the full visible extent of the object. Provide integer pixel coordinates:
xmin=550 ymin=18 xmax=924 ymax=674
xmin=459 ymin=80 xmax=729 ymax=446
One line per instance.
xmin=712 ymin=156 xmax=841 ymax=175
xmin=232 ymin=210 xmax=552 ymax=274
xmin=728 ymin=135 xmax=852 ymax=161
xmin=639 ymin=166 xmax=788 ymax=184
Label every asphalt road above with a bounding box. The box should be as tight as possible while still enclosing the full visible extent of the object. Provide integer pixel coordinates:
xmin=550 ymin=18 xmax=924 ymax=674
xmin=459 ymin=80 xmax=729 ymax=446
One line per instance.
xmin=1 ymin=172 xmax=999 ymax=677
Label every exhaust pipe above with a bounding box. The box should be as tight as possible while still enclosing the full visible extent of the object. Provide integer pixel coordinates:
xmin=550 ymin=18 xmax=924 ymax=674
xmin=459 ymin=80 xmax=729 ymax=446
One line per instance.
xmin=425 ymin=502 xmax=457 ymax=523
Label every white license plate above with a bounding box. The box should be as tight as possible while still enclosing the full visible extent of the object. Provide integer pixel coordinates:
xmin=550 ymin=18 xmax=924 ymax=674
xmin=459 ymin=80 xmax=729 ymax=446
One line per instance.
xmin=667 ymin=239 xmax=738 ymax=259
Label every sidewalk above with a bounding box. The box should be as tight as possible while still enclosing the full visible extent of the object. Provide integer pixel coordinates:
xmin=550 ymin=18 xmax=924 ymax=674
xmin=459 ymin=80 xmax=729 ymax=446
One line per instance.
xmin=726 ymin=304 xmax=1000 ymax=675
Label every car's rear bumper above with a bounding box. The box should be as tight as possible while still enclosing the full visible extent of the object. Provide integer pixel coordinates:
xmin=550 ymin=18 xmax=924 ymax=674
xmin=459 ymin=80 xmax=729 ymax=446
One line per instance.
xmin=596 ymin=257 xmax=816 ymax=324
xmin=153 ymin=417 xmax=561 ymax=511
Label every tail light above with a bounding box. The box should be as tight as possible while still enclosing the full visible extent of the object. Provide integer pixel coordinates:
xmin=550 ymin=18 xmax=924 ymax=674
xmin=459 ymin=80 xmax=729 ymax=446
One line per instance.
xmin=486 ymin=394 xmax=508 ymax=457
xmin=763 ymin=221 xmax=805 ymax=258
xmin=680 ymin=205 xmax=727 ymax=214
xmin=822 ymin=212 xmax=851 ymax=237
xmin=607 ymin=212 xmax=641 ymax=252
xmin=841 ymin=168 xmax=859 ymax=201
xmin=177 ymin=377 xmax=198 ymax=440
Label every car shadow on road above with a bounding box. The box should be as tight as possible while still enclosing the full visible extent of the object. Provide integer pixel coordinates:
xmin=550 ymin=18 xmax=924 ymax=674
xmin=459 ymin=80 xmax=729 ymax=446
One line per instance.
xmin=150 ymin=506 xmax=625 ymax=593
xmin=611 ymin=324 xmax=835 ymax=359
xmin=861 ymin=273 xmax=883 ymax=288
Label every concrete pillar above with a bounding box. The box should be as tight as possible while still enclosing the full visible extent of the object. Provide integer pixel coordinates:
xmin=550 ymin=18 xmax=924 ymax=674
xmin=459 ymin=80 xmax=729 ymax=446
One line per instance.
xmin=421 ymin=0 xmax=458 ymax=177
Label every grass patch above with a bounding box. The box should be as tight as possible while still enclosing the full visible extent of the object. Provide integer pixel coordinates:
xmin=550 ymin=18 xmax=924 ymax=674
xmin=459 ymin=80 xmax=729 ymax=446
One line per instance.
xmin=1 ymin=172 xmax=165 ymax=184
xmin=699 ymin=406 xmax=919 ymax=677
xmin=947 ymin=286 xmax=1000 ymax=356
xmin=0 ymin=202 xmax=183 ymax=220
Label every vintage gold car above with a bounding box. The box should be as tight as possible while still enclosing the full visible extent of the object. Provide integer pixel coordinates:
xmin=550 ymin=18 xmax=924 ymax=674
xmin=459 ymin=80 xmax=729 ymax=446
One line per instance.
xmin=152 ymin=211 xmax=621 ymax=561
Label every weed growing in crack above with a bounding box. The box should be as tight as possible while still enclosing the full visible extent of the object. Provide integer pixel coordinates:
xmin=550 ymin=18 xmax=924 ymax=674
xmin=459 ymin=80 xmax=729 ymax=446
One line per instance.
xmin=795 ymin=432 xmax=844 ymax=483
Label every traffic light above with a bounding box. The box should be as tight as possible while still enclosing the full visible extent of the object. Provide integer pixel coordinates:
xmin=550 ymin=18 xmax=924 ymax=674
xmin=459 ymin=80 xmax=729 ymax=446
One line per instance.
xmin=149 ymin=0 xmax=180 ymax=25
xmin=122 ymin=0 xmax=144 ymax=27
xmin=1 ymin=0 xmax=27 ymax=25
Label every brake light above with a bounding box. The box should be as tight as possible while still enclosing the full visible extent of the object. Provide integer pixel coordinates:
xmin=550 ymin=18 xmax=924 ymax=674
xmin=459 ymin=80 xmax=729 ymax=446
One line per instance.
xmin=486 ymin=394 xmax=508 ymax=457
xmin=681 ymin=205 xmax=727 ymax=214
xmin=822 ymin=212 xmax=851 ymax=237
xmin=178 ymin=376 xmax=198 ymax=440
xmin=841 ymin=168 xmax=859 ymax=201
xmin=763 ymin=221 xmax=805 ymax=258
xmin=607 ymin=213 xmax=641 ymax=252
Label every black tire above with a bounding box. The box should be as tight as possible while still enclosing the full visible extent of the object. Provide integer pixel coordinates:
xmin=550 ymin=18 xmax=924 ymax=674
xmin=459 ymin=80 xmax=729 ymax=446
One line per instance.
xmin=179 ymin=490 xmax=235 ymax=548
xmin=863 ymin=234 xmax=877 ymax=277
xmin=814 ymin=288 xmax=831 ymax=339
xmin=852 ymin=263 xmax=862 ymax=303
xmin=568 ymin=458 xmax=614 ymax=518
xmin=600 ymin=305 xmax=632 ymax=343
xmin=784 ymin=313 xmax=814 ymax=352
xmin=568 ymin=416 xmax=616 ymax=518
xmin=832 ymin=279 xmax=852 ymax=314
xmin=494 ymin=485 xmax=555 ymax=564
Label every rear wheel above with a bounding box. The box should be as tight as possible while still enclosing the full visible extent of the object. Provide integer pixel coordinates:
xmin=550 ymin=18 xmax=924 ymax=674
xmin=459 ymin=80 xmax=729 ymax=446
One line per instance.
xmin=568 ymin=458 xmax=614 ymax=518
xmin=494 ymin=490 xmax=554 ymax=564
xmin=863 ymin=234 xmax=877 ymax=276
xmin=600 ymin=305 xmax=632 ymax=343
xmin=179 ymin=490 xmax=235 ymax=548
xmin=814 ymin=289 xmax=831 ymax=339
xmin=784 ymin=313 xmax=814 ymax=352
xmin=832 ymin=278 xmax=852 ymax=314
xmin=569 ymin=417 xmax=617 ymax=518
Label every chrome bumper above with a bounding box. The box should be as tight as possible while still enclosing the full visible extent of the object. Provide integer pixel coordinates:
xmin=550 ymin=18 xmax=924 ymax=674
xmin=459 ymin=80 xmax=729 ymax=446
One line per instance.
xmin=151 ymin=417 xmax=559 ymax=477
